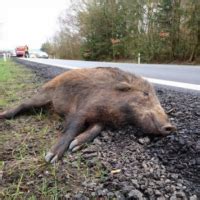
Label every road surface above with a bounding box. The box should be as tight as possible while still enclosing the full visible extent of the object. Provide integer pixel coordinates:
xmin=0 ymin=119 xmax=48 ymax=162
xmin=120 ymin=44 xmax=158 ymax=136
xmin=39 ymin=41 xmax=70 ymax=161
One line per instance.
xmin=19 ymin=58 xmax=200 ymax=91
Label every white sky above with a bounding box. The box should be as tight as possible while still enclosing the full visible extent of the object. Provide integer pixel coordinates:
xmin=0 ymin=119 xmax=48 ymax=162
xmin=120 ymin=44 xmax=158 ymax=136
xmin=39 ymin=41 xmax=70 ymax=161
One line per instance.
xmin=0 ymin=0 xmax=71 ymax=50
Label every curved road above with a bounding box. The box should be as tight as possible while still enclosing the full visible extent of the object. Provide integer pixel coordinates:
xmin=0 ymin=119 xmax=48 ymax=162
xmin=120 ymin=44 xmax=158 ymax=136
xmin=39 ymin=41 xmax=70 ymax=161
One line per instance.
xmin=20 ymin=58 xmax=200 ymax=91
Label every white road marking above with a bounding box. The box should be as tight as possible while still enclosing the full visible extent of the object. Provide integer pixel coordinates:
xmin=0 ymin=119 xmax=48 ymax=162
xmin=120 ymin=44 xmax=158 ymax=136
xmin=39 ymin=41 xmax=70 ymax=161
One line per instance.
xmin=145 ymin=77 xmax=200 ymax=91
xmin=22 ymin=58 xmax=79 ymax=69
xmin=20 ymin=58 xmax=200 ymax=91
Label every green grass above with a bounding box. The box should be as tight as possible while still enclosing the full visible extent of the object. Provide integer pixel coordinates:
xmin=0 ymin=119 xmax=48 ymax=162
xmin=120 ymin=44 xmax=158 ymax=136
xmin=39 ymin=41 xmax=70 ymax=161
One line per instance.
xmin=0 ymin=59 xmax=37 ymax=108
xmin=0 ymin=60 xmax=32 ymax=81
xmin=0 ymin=60 xmax=107 ymax=199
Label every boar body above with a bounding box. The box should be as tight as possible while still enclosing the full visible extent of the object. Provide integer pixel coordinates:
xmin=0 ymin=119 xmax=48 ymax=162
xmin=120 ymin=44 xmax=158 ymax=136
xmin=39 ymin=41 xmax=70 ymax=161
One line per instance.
xmin=0 ymin=67 xmax=175 ymax=163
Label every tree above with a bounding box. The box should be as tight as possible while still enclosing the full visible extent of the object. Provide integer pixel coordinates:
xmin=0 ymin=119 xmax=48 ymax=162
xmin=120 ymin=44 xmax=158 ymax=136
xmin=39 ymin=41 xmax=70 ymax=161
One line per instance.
xmin=41 ymin=0 xmax=200 ymax=63
xmin=185 ymin=1 xmax=200 ymax=62
xmin=41 ymin=41 xmax=55 ymax=58
xmin=78 ymin=0 xmax=145 ymax=60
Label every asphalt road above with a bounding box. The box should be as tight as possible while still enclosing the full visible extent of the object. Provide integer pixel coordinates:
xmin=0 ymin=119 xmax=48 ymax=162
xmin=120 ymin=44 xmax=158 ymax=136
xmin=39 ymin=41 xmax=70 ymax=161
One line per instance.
xmin=20 ymin=58 xmax=200 ymax=91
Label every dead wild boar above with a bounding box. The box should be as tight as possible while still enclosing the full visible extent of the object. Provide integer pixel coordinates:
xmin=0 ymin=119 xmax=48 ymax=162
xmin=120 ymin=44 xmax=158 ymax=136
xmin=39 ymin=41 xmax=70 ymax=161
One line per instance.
xmin=0 ymin=67 xmax=176 ymax=163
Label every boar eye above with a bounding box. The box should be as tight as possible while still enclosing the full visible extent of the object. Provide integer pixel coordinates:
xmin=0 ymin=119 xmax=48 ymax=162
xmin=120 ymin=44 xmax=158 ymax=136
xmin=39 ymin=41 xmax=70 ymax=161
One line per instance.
xmin=143 ymin=92 xmax=149 ymax=96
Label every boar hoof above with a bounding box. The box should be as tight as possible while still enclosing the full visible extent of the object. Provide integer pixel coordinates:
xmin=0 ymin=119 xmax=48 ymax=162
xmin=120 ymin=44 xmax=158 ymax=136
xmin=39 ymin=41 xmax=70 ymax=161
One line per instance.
xmin=69 ymin=139 xmax=78 ymax=150
xmin=71 ymin=146 xmax=81 ymax=152
xmin=69 ymin=139 xmax=83 ymax=152
xmin=0 ymin=111 xmax=7 ymax=119
xmin=50 ymin=155 xmax=58 ymax=164
xmin=45 ymin=152 xmax=59 ymax=163
xmin=45 ymin=152 xmax=55 ymax=163
xmin=45 ymin=134 xmax=74 ymax=163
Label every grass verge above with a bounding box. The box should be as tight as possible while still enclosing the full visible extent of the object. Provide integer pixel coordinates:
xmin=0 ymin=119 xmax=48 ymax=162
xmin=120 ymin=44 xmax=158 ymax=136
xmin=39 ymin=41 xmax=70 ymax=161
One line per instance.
xmin=0 ymin=59 xmax=107 ymax=199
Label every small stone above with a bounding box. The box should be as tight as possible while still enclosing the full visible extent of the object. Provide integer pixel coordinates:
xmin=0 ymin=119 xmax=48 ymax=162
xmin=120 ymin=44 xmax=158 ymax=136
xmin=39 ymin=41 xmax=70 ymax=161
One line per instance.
xmin=142 ymin=162 xmax=148 ymax=171
xmin=87 ymin=159 xmax=96 ymax=168
xmin=131 ymin=179 xmax=139 ymax=188
xmin=38 ymin=174 xmax=43 ymax=178
xmin=101 ymin=131 xmax=110 ymax=139
xmin=101 ymin=131 xmax=108 ymax=136
xmin=97 ymin=189 xmax=108 ymax=196
xmin=190 ymin=195 xmax=197 ymax=200
xmin=195 ymin=111 xmax=200 ymax=116
xmin=155 ymin=190 xmax=162 ymax=196
xmin=196 ymin=141 xmax=200 ymax=151
xmin=74 ymin=193 xmax=82 ymax=198
xmin=27 ymin=180 xmax=34 ymax=185
xmin=146 ymin=188 xmax=153 ymax=196
xmin=177 ymin=183 xmax=182 ymax=187
xmin=170 ymin=196 xmax=176 ymax=200
xmin=170 ymin=185 xmax=176 ymax=192
xmin=82 ymin=152 xmax=98 ymax=159
xmin=128 ymin=189 xmax=143 ymax=200
xmin=155 ymin=169 xmax=161 ymax=178
xmin=122 ymin=184 xmax=134 ymax=192
xmin=115 ymin=191 xmax=125 ymax=200
xmin=93 ymin=138 xmax=102 ymax=145
xmin=91 ymin=192 xmax=96 ymax=197
xmin=178 ymin=138 xmax=185 ymax=145
xmin=107 ymin=192 xmax=114 ymax=197
xmin=65 ymin=193 xmax=71 ymax=199
xmin=138 ymin=137 xmax=150 ymax=145
xmin=170 ymin=192 xmax=187 ymax=200
xmin=171 ymin=174 xmax=179 ymax=179
xmin=44 ymin=170 xmax=49 ymax=175
xmin=74 ymin=193 xmax=89 ymax=199
xmin=196 ymin=157 xmax=200 ymax=165
xmin=82 ymin=146 xmax=96 ymax=154
xmin=82 ymin=195 xmax=89 ymax=200
xmin=157 ymin=197 xmax=166 ymax=200
xmin=165 ymin=179 xmax=171 ymax=184
xmin=165 ymin=185 xmax=171 ymax=193
xmin=82 ymin=181 xmax=97 ymax=188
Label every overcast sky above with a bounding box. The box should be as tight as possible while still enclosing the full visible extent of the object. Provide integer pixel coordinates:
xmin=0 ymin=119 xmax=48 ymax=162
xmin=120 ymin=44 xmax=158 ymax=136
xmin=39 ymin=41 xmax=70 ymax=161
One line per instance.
xmin=0 ymin=0 xmax=71 ymax=50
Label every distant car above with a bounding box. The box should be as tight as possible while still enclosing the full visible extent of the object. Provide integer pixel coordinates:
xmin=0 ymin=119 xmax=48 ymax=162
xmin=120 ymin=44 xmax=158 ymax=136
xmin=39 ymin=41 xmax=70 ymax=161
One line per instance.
xmin=0 ymin=50 xmax=12 ymax=58
xmin=11 ymin=50 xmax=17 ymax=57
xmin=29 ymin=50 xmax=49 ymax=59
xmin=15 ymin=46 xmax=26 ymax=57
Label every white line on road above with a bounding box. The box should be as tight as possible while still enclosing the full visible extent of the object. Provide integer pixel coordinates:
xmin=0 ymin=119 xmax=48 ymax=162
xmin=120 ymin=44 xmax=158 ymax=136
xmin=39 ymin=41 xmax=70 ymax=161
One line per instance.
xmin=145 ymin=77 xmax=200 ymax=91
xmin=20 ymin=58 xmax=200 ymax=91
xmin=54 ymin=64 xmax=200 ymax=91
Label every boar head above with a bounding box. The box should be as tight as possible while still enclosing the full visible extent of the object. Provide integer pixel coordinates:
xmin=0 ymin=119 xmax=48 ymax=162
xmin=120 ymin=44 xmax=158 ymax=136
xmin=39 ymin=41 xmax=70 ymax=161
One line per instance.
xmin=116 ymin=80 xmax=176 ymax=135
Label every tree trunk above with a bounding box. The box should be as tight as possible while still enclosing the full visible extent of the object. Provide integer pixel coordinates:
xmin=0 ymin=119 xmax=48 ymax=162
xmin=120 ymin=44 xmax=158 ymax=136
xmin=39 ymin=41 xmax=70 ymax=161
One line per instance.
xmin=189 ymin=3 xmax=200 ymax=62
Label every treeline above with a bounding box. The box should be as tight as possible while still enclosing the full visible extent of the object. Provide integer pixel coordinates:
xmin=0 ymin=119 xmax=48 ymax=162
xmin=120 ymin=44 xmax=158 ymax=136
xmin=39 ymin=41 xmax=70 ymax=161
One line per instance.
xmin=41 ymin=0 xmax=200 ymax=63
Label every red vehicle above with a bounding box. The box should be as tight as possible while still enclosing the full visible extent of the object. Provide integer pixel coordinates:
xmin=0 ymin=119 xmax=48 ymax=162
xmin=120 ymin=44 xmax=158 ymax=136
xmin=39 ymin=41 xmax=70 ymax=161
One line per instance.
xmin=15 ymin=46 xmax=29 ymax=57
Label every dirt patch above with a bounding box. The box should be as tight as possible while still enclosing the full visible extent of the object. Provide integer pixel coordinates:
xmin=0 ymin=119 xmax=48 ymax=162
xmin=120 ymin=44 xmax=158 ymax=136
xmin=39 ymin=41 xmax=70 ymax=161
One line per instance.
xmin=0 ymin=60 xmax=200 ymax=199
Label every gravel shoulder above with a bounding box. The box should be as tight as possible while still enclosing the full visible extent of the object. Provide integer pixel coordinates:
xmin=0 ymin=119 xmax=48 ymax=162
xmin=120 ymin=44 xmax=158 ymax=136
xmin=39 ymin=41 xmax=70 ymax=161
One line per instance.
xmin=0 ymin=59 xmax=200 ymax=199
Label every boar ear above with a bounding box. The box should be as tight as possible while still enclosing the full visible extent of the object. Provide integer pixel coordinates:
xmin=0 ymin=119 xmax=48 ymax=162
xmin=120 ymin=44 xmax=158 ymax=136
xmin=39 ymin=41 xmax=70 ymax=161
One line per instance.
xmin=115 ymin=82 xmax=132 ymax=91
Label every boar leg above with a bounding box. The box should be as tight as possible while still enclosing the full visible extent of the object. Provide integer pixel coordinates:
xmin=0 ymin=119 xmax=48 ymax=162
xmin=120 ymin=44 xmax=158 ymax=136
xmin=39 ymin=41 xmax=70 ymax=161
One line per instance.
xmin=0 ymin=93 xmax=50 ymax=119
xmin=45 ymin=116 xmax=86 ymax=163
xmin=69 ymin=123 xmax=103 ymax=152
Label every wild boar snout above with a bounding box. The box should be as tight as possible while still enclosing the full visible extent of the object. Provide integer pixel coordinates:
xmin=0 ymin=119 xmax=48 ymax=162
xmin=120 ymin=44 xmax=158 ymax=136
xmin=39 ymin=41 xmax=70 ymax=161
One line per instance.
xmin=159 ymin=124 xmax=176 ymax=135
xmin=141 ymin=105 xmax=176 ymax=135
